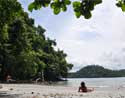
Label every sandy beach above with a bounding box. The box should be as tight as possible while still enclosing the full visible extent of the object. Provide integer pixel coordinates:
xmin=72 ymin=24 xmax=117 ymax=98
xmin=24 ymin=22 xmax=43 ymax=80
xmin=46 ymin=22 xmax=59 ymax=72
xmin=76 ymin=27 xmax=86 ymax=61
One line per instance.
xmin=0 ymin=84 xmax=125 ymax=98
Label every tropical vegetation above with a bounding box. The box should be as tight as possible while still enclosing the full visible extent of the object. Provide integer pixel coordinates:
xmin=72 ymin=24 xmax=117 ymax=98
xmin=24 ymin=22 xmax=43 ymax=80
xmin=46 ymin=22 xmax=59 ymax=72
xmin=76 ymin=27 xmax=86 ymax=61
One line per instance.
xmin=0 ymin=0 xmax=73 ymax=82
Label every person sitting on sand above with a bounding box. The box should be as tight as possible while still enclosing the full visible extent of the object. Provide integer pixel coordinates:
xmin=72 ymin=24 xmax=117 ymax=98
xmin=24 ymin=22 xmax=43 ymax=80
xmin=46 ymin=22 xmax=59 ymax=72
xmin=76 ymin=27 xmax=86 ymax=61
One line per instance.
xmin=78 ymin=81 xmax=94 ymax=93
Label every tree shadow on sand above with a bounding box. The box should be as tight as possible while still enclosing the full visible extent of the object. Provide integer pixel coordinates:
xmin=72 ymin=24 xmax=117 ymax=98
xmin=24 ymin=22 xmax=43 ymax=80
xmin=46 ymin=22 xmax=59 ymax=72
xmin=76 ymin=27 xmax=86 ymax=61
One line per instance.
xmin=0 ymin=93 xmax=21 ymax=98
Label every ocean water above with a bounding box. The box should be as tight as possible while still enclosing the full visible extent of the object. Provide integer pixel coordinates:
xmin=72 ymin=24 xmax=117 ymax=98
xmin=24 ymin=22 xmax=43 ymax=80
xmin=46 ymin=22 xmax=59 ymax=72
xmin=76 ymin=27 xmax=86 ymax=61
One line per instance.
xmin=54 ymin=77 xmax=125 ymax=88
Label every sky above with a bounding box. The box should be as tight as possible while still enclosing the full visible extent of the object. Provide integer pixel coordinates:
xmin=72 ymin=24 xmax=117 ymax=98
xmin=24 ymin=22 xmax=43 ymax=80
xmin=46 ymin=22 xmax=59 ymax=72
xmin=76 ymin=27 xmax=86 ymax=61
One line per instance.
xmin=19 ymin=0 xmax=125 ymax=72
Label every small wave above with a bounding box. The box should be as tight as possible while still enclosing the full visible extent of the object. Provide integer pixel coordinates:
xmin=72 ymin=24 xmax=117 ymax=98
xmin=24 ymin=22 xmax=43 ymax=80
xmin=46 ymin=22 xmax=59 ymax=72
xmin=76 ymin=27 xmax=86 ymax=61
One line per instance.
xmin=91 ymin=85 xmax=110 ymax=88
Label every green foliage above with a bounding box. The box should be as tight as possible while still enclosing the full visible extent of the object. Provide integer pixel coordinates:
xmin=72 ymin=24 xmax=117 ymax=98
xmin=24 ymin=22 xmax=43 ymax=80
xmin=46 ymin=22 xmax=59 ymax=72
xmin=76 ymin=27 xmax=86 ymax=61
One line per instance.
xmin=50 ymin=0 xmax=71 ymax=14
xmin=116 ymin=0 xmax=125 ymax=11
xmin=28 ymin=0 xmax=125 ymax=19
xmin=0 ymin=0 xmax=73 ymax=81
xmin=68 ymin=65 xmax=125 ymax=78
xmin=73 ymin=0 xmax=102 ymax=19
xmin=73 ymin=1 xmax=81 ymax=18
xmin=28 ymin=0 xmax=102 ymax=19
xmin=28 ymin=0 xmax=51 ymax=12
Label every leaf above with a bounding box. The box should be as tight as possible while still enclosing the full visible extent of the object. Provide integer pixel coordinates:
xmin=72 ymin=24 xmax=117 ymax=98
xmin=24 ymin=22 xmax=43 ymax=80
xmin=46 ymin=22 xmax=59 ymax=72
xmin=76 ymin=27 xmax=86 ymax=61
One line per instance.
xmin=73 ymin=1 xmax=81 ymax=8
xmin=88 ymin=2 xmax=94 ymax=11
xmin=28 ymin=2 xmax=35 ymax=12
xmin=122 ymin=4 xmax=125 ymax=11
xmin=35 ymin=4 xmax=42 ymax=10
xmin=84 ymin=11 xmax=92 ymax=19
xmin=54 ymin=0 xmax=60 ymax=3
xmin=61 ymin=5 xmax=67 ymax=12
xmin=28 ymin=2 xmax=42 ymax=11
xmin=73 ymin=1 xmax=81 ymax=15
xmin=50 ymin=3 xmax=56 ymax=9
xmin=94 ymin=0 xmax=102 ymax=5
xmin=44 ymin=3 xmax=49 ymax=7
xmin=74 ymin=7 xmax=81 ymax=12
xmin=64 ymin=0 xmax=71 ymax=5
xmin=41 ymin=1 xmax=50 ymax=7
xmin=75 ymin=12 xmax=81 ymax=18
xmin=116 ymin=3 xmax=122 ymax=7
xmin=54 ymin=7 xmax=61 ymax=14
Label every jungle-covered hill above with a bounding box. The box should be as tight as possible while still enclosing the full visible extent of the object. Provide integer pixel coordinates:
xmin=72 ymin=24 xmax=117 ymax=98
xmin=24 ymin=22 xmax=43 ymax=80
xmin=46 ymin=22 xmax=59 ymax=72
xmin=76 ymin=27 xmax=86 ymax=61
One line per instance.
xmin=68 ymin=65 xmax=125 ymax=78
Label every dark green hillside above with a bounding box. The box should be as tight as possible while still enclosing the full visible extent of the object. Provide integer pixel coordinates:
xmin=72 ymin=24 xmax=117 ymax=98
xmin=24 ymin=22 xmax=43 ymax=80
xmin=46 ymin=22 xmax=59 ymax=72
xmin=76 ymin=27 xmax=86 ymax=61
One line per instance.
xmin=68 ymin=65 xmax=125 ymax=78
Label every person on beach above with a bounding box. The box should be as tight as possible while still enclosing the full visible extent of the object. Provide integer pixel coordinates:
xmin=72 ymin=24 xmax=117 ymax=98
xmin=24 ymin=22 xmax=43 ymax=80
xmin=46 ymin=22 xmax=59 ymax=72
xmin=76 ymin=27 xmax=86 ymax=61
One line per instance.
xmin=78 ymin=81 xmax=94 ymax=93
xmin=6 ymin=74 xmax=12 ymax=83
xmin=6 ymin=74 xmax=15 ymax=83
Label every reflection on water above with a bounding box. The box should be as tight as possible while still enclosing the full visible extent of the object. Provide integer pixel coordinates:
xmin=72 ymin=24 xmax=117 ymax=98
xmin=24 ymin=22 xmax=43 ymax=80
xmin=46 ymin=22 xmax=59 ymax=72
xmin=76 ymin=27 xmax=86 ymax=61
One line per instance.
xmin=52 ymin=77 xmax=125 ymax=87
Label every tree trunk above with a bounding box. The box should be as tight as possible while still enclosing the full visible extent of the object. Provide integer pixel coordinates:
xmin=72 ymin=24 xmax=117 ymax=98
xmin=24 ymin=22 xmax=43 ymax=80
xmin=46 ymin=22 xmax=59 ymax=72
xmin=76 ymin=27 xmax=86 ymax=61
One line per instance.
xmin=41 ymin=70 xmax=44 ymax=82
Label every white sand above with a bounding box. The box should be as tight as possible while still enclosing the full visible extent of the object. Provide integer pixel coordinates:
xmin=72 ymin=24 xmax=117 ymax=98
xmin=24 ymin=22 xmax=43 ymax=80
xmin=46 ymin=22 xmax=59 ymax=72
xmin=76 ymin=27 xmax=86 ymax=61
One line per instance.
xmin=0 ymin=84 xmax=125 ymax=98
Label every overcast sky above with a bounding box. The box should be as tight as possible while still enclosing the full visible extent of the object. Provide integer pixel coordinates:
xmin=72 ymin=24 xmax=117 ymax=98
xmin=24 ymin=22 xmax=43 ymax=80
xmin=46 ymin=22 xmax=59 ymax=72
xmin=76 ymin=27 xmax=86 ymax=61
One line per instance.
xmin=19 ymin=0 xmax=125 ymax=72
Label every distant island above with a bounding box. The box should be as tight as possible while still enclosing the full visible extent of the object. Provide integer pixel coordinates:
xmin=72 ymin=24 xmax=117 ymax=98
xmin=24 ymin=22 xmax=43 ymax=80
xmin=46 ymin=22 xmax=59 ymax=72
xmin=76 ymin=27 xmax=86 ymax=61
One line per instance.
xmin=68 ymin=65 xmax=125 ymax=78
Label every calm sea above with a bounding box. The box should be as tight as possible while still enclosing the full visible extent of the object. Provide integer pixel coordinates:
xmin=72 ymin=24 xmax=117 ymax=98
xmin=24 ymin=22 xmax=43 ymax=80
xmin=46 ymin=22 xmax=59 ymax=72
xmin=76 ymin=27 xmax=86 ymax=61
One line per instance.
xmin=53 ymin=77 xmax=125 ymax=87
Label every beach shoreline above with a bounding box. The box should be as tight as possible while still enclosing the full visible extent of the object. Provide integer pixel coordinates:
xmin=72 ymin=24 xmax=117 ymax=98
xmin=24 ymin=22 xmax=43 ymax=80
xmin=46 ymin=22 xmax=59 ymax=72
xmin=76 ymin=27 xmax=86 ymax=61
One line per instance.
xmin=0 ymin=84 xmax=125 ymax=98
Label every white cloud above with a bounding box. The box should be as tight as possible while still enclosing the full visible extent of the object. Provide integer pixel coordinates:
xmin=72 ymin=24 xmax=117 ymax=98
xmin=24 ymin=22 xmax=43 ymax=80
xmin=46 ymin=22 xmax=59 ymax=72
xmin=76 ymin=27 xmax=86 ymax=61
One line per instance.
xmin=19 ymin=0 xmax=125 ymax=71
xmin=55 ymin=0 xmax=125 ymax=71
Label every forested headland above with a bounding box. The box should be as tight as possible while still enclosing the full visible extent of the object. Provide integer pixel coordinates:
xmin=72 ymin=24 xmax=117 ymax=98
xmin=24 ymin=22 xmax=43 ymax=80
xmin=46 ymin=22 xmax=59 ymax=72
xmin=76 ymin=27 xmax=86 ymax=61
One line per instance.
xmin=68 ymin=65 xmax=125 ymax=78
xmin=0 ymin=0 xmax=73 ymax=82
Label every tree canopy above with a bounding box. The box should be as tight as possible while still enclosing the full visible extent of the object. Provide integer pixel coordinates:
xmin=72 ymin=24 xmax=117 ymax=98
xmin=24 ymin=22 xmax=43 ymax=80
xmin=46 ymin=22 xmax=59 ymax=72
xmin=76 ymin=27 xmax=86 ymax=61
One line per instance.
xmin=0 ymin=0 xmax=73 ymax=82
xmin=28 ymin=0 xmax=125 ymax=19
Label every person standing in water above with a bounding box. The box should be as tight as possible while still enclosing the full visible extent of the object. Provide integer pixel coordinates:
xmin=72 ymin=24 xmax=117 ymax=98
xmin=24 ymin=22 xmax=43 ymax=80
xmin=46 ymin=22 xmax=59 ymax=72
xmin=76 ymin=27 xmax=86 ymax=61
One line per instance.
xmin=78 ymin=81 xmax=94 ymax=92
